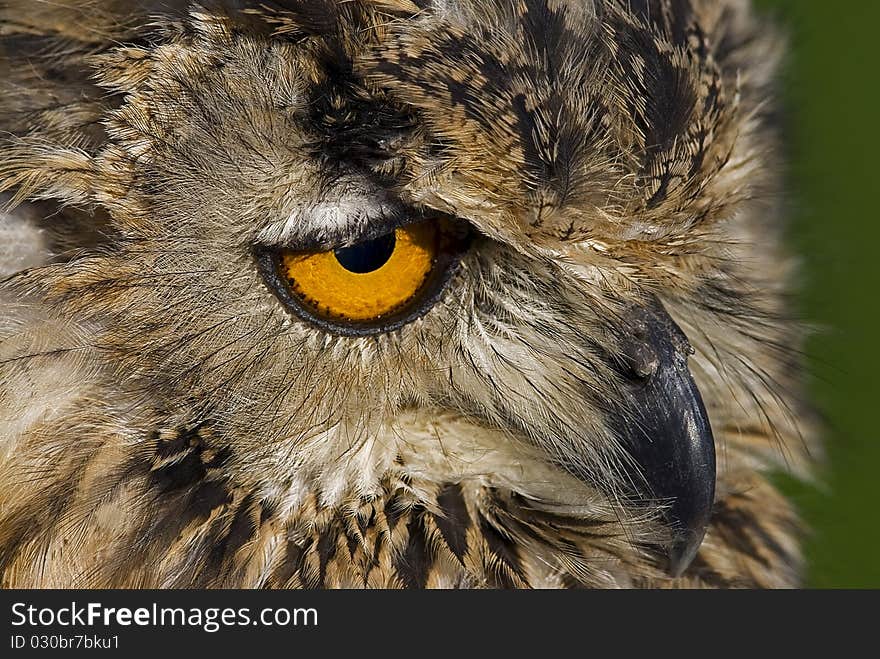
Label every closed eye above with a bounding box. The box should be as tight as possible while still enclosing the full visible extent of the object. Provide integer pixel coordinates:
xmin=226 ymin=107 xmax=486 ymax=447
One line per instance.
xmin=255 ymin=215 xmax=471 ymax=336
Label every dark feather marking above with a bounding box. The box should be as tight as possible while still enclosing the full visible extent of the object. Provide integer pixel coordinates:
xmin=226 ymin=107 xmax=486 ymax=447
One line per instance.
xmin=273 ymin=538 xmax=311 ymax=586
xmin=118 ymin=426 xmax=235 ymax=561
xmin=687 ymin=555 xmax=733 ymax=588
xmin=151 ymin=452 xmax=206 ymax=492
xmin=516 ymin=2 xmax=598 ymax=199
xmin=356 ymin=508 xmax=373 ymax=536
xmin=363 ymin=533 xmax=384 ymax=584
xmin=384 ymin=491 xmax=404 ymax=534
xmin=260 ymin=498 xmax=277 ymax=523
xmin=222 ymin=495 xmax=258 ymax=558
xmin=713 ymin=514 xmax=769 ymax=567
xmin=397 ymin=512 xmax=431 ymax=589
xmin=149 ymin=427 xmax=231 ymax=493
xmin=317 ymin=524 xmax=338 ymax=587
xmin=615 ymin=16 xmax=696 ymax=152
xmin=628 ymin=0 xmax=695 ymax=47
xmin=713 ymin=500 xmax=794 ymax=568
xmin=97 ymin=474 xmax=233 ymax=587
xmin=143 ymin=479 xmax=233 ymax=550
xmin=479 ymin=514 xmax=526 ymax=584
xmin=433 ymin=483 xmax=470 ymax=563
xmin=346 ymin=532 xmax=360 ymax=559
xmin=254 ymin=0 xmax=342 ymax=37
xmin=155 ymin=429 xmax=192 ymax=460
xmin=511 ymin=93 xmax=545 ymax=189
xmin=561 ymin=573 xmax=588 ymax=589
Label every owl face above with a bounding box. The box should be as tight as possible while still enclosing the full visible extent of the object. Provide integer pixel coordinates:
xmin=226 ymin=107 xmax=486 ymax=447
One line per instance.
xmin=0 ymin=0 xmax=800 ymax=584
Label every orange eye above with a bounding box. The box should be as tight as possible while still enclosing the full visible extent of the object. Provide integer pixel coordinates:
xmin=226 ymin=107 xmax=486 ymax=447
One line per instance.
xmin=258 ymin=217 xmax=469 ymax=335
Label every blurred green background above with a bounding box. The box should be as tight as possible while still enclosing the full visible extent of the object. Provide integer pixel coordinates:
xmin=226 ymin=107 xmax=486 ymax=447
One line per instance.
xmin=756 ymin=0 xmax=879 ymax=587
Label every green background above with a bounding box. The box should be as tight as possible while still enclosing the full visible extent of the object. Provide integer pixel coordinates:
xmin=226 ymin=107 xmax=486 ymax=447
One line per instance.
xmin=756 ymin=0 xmax=879 ymax=587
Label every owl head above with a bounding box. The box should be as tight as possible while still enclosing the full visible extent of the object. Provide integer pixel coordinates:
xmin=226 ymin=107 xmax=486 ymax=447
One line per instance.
xmin=0 ymin=0 xmax=809 ymax=587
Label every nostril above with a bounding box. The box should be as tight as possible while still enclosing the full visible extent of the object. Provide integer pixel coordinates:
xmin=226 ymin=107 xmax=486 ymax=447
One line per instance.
xmin=618 ymin=302 xmax=692 ymax=383
xmin=620 ymin=322 xmax=661 ymax=381
xmin=622 ymin=337 xmax=660 ymax=380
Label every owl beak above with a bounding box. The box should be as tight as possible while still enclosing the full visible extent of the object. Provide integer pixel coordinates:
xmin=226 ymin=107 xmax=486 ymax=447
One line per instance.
xmin=616 ymin=301 xmax=716 ymax=577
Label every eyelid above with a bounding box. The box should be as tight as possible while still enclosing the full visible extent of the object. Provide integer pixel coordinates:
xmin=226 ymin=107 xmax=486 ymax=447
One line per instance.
xmin=254 ymin=195 xmax=411 ymax=253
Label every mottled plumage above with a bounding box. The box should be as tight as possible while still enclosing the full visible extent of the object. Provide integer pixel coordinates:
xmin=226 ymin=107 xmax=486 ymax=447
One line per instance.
xmin=0 ymin=0 xmax=815 ymax=588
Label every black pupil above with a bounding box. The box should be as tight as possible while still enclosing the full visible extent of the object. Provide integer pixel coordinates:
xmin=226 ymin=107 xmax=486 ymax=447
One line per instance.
xmin=334 ymin=231 xmax=397 ymax=274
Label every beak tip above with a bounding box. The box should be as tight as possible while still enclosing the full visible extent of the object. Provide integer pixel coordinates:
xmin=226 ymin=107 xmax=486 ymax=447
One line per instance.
xmin=667 ymin=527 xmax=708 ymax=577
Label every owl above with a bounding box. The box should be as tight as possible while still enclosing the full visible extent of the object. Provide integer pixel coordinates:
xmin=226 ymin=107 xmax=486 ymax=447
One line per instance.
xmin=0 ymin=0 xmax=816 ymax=588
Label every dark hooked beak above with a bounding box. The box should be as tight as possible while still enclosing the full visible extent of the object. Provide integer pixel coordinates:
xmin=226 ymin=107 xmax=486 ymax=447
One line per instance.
xmin=615 ymin=301 xmax=716 ymax=577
